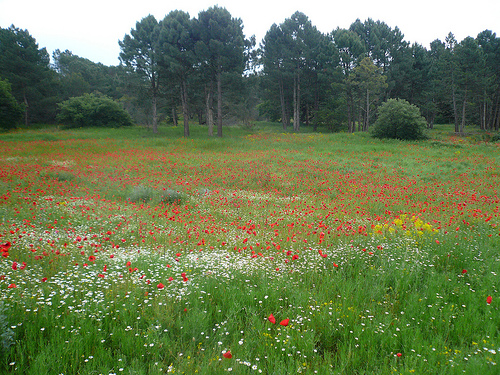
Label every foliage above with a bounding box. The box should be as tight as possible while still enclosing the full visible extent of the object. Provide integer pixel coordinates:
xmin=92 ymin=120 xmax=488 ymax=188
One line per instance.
xmin=0 ymin=78 xmax=24 ymax=130
xmin=52 ymin=49 xmax=123 ymax=100
xmin=119 ymin=15 xmax=161 ymax=133
xmin=127 ymin=185 xmax=154 ymax=203
xmin=0 ymin=25 xmax=57 ymax=125
xmin=0 ymin=302 xmax=15 ymax=356
xmin=56 ymin=93 xmax=133 ymax=128
xmin=1 ymin=15 xmax=500 ymax=134
xmin=159 ymin=188 xmax=184 ymax=205
xmin=371 ymin=98 xmax=428 ymax=140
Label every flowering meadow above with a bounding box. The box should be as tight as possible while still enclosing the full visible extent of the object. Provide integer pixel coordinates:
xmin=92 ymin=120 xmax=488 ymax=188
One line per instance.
xmin=1 ymin=125 xmax=499 ymax=374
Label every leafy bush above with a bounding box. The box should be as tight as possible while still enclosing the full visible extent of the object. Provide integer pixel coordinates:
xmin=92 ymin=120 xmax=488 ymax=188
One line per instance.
xmin=0 ymin=78 xmax=24 ymax=130
xmin=127 ymin=185 xmax=154 ymax=203
xmin=371 ymin=98 xmax=427 ymax=141
xmin=491 ymin=133 xmax=500 ymax=142
xmin=56 ymin=93 xmax=133 ymax=128
xmin=160 ymin=189 xmax=183 ymax=205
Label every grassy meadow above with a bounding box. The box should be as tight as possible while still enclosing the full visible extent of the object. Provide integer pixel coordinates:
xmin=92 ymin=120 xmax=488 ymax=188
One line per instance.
xmin=1 ymin=123 xmax=499 ymax=374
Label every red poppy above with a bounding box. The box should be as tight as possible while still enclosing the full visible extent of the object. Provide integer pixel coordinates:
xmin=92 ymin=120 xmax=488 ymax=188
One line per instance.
xmin=157 ymin=283 xmax=165 ymax=289
xmin=168 ymin=277 xmax=174 ymax=282
xmin=396 ymin=352 xmax=402 ymax=357
xmin=88 ymin=255 xmax=96 ymax=262
xmin=292 ymin=254 xmax=299 ymax=261
xmin=279 ymin=319 xmax=289 ymax=326
xmin=487 ymin=295 xmax=492 ymax=304
xmin=0 ymin=242 xmax=11 ymax=250
xmin=7 ymin=283 xmax=16 ymax=288
xmin=461 ymin=269 xmax=467 ymax=274
xmin=41 ymin=277 xmax=47 ymax=282
xmin=12 ymin=262 xmax=17 ymax=270
xmin=333 ymin=263 xmax=339 ymax=268
xmin=223 ymin=350 xmax=232 ymax=359
xmin=126 ymin=261 xmax=131 ymax=267
xmin=268 ymin=314 xmax=276 ymax=324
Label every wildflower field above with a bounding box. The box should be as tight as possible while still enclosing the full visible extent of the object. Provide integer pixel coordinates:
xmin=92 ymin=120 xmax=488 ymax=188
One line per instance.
xmin=1 ymin=125 xmax=499 ymax=374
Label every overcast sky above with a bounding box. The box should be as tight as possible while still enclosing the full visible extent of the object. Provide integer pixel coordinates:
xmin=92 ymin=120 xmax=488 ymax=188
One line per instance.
xmin=1 ymin=0 xmax=498 ymax=66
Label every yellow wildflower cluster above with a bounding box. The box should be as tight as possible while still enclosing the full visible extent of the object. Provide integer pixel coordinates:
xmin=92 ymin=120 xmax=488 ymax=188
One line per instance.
xmin=372 ymin=215 xmax=439 ymax=238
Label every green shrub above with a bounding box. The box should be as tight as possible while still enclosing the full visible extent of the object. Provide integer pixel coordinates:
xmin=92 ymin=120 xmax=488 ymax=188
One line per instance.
xmin=0 ymin=78 xmax=24 ymax=130
xmin=128 ymin=185 xmax=154 ymax=203
xmin=491 ymin=132 xmax=500 ymax=142
xmin=56 ymin=93 xmax=133 ymax=128
xmin=160 ymin=188 xmax=183 ymax=205
xmin=371 ymin=98 xmax=427 ymax=141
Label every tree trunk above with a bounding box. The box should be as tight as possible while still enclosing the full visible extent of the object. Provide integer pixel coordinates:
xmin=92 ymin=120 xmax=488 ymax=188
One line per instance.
xmin=451 ymin=74 xmax=459 ymax=133
xmin=279 ymin=78 xmax=288 ymax=130
xmin=306 ymin=102 xmax=310 ymax=128
xmin=217 ymin=71 xmax=223 ymax=137
xmin=152 ymin=94 xmax=158 ymax=133
xmin=23 ymin=89 xmax=29 ymax=127
xmin=347 ymin=89 xmax=353 ymax=133
xmin=181 ymin=79 xmax=189 ymax=137
xmin=206 ymin=85 xmax=214 ymax=136
xmin=364 ymin=88 xmax=370 ymax=131
xmin=460 ymin=87 xmax=467 ymax=134
xmin=293 ymin=72 xmax=300 ymax=132
xmin=172 ymin=107 xmax=178 ymax=127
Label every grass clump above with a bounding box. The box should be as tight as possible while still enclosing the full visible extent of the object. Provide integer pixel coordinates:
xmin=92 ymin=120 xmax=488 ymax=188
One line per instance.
xmin=159 ymin=188 xmax=183 ymax=205
xmin=127 ymin=184 xmax=154 ymax=203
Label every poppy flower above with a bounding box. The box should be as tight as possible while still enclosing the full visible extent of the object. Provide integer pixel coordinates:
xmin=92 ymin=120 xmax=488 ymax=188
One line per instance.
xmin=461 ymin=269 xmax=467 ymax=274
xmin=0 ymin=242 xmax=11 ymax=250
xmin=41 ymin=277 xmax=47 ymax=282
xmin=7 ymin=283 xmax=16 ymax=288
xmin=88 ymin=255 xmax=96 ymax=262
xmin=157 ymin=283 xmax=165 ymax=289
xmin=487 ymin=296 xmax=492 ymax=304
xmin=396 ymin=352 xmax=402 ymax=357
xmin=223 ymin=350 xmax=232 ymax=359
xmin=268 ymin=314 xmax=276 ymax=324
xmin=279 ymin=319 xmax=289 ymax=326
xmin=12 ymin=262 xmax=17 ymax=270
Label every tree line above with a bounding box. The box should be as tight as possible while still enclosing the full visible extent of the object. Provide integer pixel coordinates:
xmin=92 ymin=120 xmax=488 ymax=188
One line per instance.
xmin=1 ymin=6 xmax=499 ymax=134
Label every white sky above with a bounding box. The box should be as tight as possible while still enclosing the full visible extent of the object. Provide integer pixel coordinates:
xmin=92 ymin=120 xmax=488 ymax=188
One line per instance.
xmin=1 ymin=0 xmax=499 ymax=66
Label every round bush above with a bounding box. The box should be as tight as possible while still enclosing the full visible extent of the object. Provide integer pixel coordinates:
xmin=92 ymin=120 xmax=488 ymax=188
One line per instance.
xmin=371 ymin=99 xmax=427 ymax=141
xmin=56 ymin=93 xmax=133 ymax=128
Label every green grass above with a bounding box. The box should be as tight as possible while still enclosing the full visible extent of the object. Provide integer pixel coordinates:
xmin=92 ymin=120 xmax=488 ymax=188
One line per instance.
xmin=1 ymin=122 xmax=499 ymax=374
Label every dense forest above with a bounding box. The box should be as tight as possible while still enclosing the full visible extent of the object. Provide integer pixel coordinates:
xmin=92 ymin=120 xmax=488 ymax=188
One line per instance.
xmin=1 ymin=6 xmax=499 ymax=135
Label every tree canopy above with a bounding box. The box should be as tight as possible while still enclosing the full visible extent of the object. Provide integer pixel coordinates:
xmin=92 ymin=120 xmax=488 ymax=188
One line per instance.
xmin=1 ymin=12 xmax=499 ymax=135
